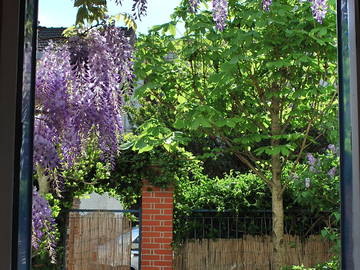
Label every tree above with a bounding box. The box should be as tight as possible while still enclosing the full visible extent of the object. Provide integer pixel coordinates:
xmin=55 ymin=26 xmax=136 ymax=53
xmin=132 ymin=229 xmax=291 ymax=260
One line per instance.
xmin=73 ymin=0 xmax=329 ymax=28
xmin=129 ymin=0 xmax=337 ymax=268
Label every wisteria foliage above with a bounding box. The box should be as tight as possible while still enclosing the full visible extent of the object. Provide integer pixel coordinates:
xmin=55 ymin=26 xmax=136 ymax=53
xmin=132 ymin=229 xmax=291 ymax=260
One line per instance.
xmin=262 ymin=0 xmax=328 ymax=23
xmin=187 ymin=0 xmax=329 ymax=30
xmin=35 ymin=26 xmax=133 ymax=171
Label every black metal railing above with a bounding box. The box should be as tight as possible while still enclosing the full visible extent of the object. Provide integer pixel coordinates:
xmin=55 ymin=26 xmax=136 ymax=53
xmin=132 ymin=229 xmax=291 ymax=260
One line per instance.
xmin=175 ymin=210 xmax=335 ymax=241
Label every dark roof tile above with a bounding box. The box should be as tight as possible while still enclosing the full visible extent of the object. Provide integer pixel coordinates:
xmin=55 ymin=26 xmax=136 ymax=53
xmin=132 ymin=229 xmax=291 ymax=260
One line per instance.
xmin=37 ymin=26 xmax=67 ymax=51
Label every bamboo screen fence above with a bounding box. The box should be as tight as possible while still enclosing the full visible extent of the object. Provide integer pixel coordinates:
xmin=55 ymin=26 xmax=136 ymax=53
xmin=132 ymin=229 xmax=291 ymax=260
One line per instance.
xmin=66 ymin=211 xmax=132 ymax=270
xmin=174 ymin=235 xmax=333 ymax=270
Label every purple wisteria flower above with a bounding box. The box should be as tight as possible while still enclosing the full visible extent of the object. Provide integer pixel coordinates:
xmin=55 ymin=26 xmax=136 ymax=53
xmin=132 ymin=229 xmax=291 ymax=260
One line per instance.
xmin=262 ymin=0 xmax=272 ymax=12
xmin=189 ymin=0 xmax=200 ymax=13
xmin=328 ymin=167 xmax=337 ymax=178
xmin=32 ymin=188 xmax=56 ymax=263
xmin=328 ymin=144 xmax=336 ymax=154
xmin=132 ymin=0 xmax=148 ymax=19
xmin=306 ymin=153 xmax=318 ymax=172
xmin=310 ymin=0 xmax=328 ymax=23
xmin=35 ymin=26 xmax=132 ymax=170
xmin=212 ymin=0 xmax=228 ymax=31
xmin=306 ymin=153 xmax=316 ymax=166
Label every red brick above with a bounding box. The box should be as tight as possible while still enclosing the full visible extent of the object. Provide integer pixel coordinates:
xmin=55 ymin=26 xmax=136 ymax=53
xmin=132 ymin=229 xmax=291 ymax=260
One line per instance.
xmin=141 ymin=249 xmax=153 ymax=254
xmin=153 ymin=226 xmax=173 ymax=232
xmin=144 ymin=209 xmax=162 ymax=215
xmin=143 ymin=197 xmax=161 ymax=203
xmin=161 ymin=209 xmax=173 ymax=215
xmin=154 ymin=215 xmax=172 ymax=221
xmin=142 ymin=255 xmax=160 ymax=260
xmin=161 ymin=255 xmax=173 ymax=261
xmin=142 ymin=203 xmax=154 ymax=209
xmin=153 ymin=260 xmax=173 ymax=266
xmin=142 ymin=260 xmax=153 ymax=266
xmin=161 ymin=232 xmax=173 ymax=238
xmin=142 ymin=243 xmax=160 ymax=249
xmin=154 ymin=249 xmax=173 ymax=255
xmin=156 ymin=237 xmax=172 ymax=244
xmin=155 ymin=203 xmax=173 ymax=209
xmin=143 ymin=231 xmax=161 ymax=238
xmin=142 ymin=237 xmax=155 ymax=243
xmin=160 ymin=243 xmax=172 ymax=249
xmin=160 ymin=220 xmax=173 ymax=226
xmin=158 ymin=197 xmax=174 ymax=203
xmin=156 ymin=192 xmax=174 ymax=197
xmin=142 ymin=220 xmax=160 ymax=226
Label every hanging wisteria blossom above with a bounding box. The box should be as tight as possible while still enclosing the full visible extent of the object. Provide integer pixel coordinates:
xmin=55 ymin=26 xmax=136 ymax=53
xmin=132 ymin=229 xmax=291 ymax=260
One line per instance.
xmin=212 ymin=0 xmax=228 ymax=31
xmin=131 ymin=0 xmax=148 ymax=19
xmin=35 ymin=25 xmax=134 ymax=171
xmin=189 ymin=0 xmax=200 ymax=13
xmin=32 ymin=188 xmax=57 ymax=263
xmin=262 ymin=0 xmax=272 ymax=11
xmin=310 ymin=0 xmax=328 ymax=23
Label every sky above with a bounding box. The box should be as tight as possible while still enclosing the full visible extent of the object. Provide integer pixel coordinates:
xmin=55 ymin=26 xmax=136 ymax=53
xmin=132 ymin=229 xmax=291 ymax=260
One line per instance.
xmin=38 ymin=0 xmax=182 ymax=34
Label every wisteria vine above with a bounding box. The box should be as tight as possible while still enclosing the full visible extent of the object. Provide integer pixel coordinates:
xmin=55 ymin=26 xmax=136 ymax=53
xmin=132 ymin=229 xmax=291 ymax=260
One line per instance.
xmin=35 ymin=25 xmax=133 ymax=172
xmin=32 ymin=188 xmax=57 ymax=263
xmin=33 ymin=25 xmax=134 ymax=259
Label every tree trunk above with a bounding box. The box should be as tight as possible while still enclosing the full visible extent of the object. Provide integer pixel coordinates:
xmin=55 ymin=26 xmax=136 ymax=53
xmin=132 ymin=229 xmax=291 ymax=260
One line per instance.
xmin=271 ymin=156 xmax=284 ymax=270
xmin=270 ymin=94 xmax=285 ymax=269
xmin=36 ymin=165 xmax=49 ymax=196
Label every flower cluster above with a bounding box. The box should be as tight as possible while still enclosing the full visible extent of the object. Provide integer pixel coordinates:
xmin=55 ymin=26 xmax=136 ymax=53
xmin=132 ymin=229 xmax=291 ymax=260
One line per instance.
xmin=189 ymin=0 xmax=200 ymax=13
xmin=292 ymin=145 xmax=340 ymax=211
xmin=32 ymin=188 xmax=57 ymax=263
xmin=132 ymin=0 xmax=148 ymax=19
xmin=212 ymin=0 xmax=228 ymax=31
xmin=35 ymin=26 xmax=134 ymax=172
xmin=306 ymin=145 xmax=338 ymax=178
xmin=262 ymin=0 xmax=272 ymax=11
xmin=310 ymin=0 xmax=328 ymax=23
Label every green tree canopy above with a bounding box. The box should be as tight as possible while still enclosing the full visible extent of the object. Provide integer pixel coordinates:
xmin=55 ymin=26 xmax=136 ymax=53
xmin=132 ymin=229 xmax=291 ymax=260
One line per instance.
xmin=129 ymin=0 xmax=337 ymax=268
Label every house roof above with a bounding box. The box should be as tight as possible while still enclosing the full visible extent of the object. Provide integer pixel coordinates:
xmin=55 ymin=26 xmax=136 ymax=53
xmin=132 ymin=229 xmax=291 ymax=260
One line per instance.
xmin=37 ymin=26 xmax=67 ymax=51
xmin=37 ymin=26 xmax=136 ymax=52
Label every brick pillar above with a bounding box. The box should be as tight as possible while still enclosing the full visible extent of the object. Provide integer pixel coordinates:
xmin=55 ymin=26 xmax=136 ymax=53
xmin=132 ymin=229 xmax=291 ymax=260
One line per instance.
xmin=141 ymin=180 xmax=174 ymax=270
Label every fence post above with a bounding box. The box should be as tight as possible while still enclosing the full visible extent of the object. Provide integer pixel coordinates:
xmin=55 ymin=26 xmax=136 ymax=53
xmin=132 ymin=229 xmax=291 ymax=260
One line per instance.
xmin=141 ymin=179 xmax=174 ymax=270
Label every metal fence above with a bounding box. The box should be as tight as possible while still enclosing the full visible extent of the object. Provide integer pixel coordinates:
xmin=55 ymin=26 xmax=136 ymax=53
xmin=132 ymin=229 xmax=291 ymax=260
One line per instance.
xmin=65 ymin=209 xmax=141 ymax=270
xmin=176 ymin=210 xmax=335 ymax=241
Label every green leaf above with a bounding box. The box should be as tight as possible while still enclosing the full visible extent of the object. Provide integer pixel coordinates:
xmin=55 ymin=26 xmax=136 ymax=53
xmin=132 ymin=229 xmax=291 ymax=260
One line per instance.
xmin=76 ymin=6 xmax=88 ymax=25
xmin=177 ymin=95 xmax=187 ymax=104
xmin=119 ymin=141 xmax=134 ymax=150
xmin=169 ymin=23 xmax=176 ymax=36
xmin=74 ymin=0 xmax=86 ymax=7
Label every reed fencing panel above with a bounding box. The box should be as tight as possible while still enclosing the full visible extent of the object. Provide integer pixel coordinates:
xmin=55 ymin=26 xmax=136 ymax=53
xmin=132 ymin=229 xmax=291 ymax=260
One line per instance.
xmin=65 ymin=210 xmax=134 ymax=270
xmin=174 ymin=235 xmax=333 ymax=270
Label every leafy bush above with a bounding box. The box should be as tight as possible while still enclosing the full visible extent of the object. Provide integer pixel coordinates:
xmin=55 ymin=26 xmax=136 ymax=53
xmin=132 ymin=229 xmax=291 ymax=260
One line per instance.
xmin=290 ymin=145 xmax=340 ymax=212
xmin=283 ymin=255 xmax=339 ymax=269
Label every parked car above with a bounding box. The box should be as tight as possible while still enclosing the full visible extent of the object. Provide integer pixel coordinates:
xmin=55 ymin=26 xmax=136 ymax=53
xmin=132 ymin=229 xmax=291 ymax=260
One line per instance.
xmin=130 ymin=226 xmax=140 ymax=270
